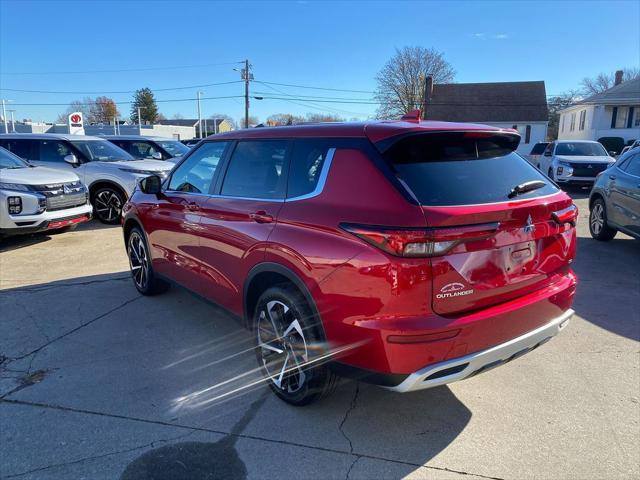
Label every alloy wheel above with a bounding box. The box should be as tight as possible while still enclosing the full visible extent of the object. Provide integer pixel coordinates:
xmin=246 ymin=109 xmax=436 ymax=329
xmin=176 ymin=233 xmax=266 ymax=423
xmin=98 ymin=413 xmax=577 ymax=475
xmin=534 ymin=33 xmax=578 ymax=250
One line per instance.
xmin=128 ymin=232 xmax=149 ymax=290
xmin=590 ymin=203 xmax=604 ymax=235
xmin=95 ymin=189 xmax=122 ymax=222
xmin=257 ymin=300 xmax=309 ymax=393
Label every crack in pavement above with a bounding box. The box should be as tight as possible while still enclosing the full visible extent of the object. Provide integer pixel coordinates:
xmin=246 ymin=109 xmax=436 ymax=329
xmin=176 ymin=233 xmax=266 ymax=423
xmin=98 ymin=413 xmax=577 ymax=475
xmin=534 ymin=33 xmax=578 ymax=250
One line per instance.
xmin=338 ymin=383 xmax=361 ymax=480
xmin=1 ymin=398 xmax=505 ymax=480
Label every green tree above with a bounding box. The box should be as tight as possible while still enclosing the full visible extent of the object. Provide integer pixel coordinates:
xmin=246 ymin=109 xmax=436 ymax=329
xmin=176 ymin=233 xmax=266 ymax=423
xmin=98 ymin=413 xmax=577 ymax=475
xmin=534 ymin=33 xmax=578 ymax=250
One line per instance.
xmin=130 ymin=88 xmax=160 ymax=124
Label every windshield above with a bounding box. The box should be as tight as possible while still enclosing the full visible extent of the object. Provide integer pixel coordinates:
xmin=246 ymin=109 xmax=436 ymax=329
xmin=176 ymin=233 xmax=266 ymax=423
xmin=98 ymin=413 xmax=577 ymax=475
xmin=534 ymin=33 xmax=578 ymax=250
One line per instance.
xmin=555 ymin=142 xmax=607 ymax=156
xmin=70 ymin=140 xmax=134 ymax=162
xmin=0 ymin=146 xmax=29 ymax=169
xmin=157 ymin=140 xmax=189 ymax=157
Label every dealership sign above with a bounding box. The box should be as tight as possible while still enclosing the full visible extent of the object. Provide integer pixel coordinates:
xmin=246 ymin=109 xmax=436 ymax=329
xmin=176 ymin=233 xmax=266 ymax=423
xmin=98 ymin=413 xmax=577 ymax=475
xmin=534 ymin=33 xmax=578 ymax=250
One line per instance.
xmin=67 ymin=111 xmax=85 ymax=135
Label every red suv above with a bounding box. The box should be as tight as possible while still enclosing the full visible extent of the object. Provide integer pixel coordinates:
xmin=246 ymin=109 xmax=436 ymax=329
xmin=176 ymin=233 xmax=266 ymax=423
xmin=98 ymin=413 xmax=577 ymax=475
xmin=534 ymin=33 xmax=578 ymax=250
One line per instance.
xmin=122 ymin=120 xmax=577 ymax=405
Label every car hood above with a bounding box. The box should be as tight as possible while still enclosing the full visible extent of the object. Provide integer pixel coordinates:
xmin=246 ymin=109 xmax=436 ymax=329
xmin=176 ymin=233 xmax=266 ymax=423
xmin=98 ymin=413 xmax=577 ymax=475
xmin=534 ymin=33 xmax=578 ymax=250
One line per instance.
xmin=0 ymin=166 xmax=80 ymax=185
xmin=108 ymin=159 xmax=173 ymax=171
xmin=556 ymin=155 xmax=613 ymax=163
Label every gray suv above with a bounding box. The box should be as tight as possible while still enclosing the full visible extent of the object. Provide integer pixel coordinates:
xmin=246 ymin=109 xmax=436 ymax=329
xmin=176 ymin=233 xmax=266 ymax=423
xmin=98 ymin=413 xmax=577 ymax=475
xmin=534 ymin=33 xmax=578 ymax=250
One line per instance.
xmin=589 ymin=149 xmax=640 ymax=240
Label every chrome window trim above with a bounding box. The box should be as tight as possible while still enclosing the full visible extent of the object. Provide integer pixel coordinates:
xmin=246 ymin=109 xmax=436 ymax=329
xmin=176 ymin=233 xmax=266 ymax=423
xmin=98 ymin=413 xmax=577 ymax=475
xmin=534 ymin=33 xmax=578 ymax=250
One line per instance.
xmin=285 ymin=147 xmax=336 ymax=202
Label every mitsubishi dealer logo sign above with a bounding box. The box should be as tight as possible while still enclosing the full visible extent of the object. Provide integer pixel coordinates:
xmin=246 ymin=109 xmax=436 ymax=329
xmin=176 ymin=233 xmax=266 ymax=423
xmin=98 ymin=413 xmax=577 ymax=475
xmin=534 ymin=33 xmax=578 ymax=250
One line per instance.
xmin=67 ymin=111 xmax=85 ymax=135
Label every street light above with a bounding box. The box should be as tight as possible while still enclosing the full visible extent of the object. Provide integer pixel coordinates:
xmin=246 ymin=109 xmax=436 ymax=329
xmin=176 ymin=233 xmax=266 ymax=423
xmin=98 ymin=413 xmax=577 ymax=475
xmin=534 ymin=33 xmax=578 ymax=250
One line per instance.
xmin=7 ymin=110 xmax=17 ymax=133
xmin=1 ymin=99 xmax=14 ymax=134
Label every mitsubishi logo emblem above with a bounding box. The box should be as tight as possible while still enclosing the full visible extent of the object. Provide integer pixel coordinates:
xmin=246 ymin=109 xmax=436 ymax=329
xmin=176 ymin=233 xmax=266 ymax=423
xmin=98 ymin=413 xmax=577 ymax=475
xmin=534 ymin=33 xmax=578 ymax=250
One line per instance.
xmin=523 ymin=215 xmax=536 ymax=234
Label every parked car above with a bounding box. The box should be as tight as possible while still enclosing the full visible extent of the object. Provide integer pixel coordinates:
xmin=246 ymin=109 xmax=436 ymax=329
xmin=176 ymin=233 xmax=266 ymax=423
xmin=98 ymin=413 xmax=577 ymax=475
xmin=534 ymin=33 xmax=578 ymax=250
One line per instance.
xmin=0 ymin=146 xmax=92 ymax=237
xmin=122 ymin=120 xmax=577 ymax=405
xmin=0 ymin=134 xmax=174 ymax=224
xmin=105 ymin=135 xmax=189 ymax=161
xmin=589 ymin=148 xmax=640 ymax=240
xmin=525 ymin=142 xmax=549 ymax=165
xmin=538 ymin=140 xmax=615 ymax=186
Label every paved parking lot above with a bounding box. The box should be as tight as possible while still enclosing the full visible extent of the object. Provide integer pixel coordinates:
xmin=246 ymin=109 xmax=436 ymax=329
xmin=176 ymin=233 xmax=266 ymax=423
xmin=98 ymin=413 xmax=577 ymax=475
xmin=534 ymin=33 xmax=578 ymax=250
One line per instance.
xmin=1 ymin=193 xmax=638 ymax=480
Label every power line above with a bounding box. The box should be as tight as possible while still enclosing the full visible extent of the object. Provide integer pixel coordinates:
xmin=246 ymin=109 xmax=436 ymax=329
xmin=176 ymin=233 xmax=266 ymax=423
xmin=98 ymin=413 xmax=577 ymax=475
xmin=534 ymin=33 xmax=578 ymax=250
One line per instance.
xmin=0 ymin=61 xmax=245 ymax=76
xmin=256 ymin=80 xmax=375 ymax=94
xmin=0 ymin=81 xmax=244 ymax=95
xmin=9 ymin=95 xmax=245 ymax=106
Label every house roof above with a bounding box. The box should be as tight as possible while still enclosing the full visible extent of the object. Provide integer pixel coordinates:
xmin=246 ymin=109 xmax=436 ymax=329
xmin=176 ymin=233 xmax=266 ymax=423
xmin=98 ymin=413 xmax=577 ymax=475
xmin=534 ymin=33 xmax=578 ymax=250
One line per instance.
xmin=156 ymin=118 xmax=231 ymax=127
xmin=423 ymin=81 xmax=548 ymax=123
xmin=578 ymin=77 xmax=640 ymax=105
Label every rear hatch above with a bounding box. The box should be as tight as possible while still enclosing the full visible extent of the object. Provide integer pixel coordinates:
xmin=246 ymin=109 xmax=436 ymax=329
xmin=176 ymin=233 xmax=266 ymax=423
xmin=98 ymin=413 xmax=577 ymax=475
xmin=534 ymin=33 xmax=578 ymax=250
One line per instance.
xmin=378 ymin=130 xmax=576 ymax=316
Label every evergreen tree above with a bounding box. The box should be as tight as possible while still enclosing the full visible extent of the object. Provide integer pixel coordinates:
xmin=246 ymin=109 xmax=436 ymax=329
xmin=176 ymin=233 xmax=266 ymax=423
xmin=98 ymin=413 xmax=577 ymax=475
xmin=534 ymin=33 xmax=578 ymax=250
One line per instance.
xmin=131 ymin=88 xmax=159 ymax=124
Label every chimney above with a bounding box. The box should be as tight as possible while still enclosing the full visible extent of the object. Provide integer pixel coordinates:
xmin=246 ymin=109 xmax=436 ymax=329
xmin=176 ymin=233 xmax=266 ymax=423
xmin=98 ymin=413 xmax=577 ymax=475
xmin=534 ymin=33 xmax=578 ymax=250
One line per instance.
xmin=614 ymin=70 xmax=623 ymax=86
xmin=422 ymin=75 xmax=433 ymax=119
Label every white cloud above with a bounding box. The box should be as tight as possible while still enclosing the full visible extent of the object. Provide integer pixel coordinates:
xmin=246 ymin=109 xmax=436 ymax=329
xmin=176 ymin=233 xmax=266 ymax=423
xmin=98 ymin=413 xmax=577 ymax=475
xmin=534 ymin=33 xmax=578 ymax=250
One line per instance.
xmin=493 ymin=33 xmax=509 ymax=39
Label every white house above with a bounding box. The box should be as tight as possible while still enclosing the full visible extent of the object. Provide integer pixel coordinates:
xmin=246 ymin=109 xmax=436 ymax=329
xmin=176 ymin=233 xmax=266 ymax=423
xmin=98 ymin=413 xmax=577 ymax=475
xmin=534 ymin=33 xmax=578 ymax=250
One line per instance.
xmin=558 ymin=75 xmax=639 ymax=147
xmin=423 ymin=81 xmax=549 ymax=154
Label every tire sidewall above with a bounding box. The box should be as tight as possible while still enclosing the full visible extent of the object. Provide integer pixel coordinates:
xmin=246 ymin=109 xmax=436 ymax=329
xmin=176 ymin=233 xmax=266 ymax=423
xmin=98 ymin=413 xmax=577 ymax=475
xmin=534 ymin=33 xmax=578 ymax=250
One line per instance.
xmin=589 ymin=198 xmax=612 ymax=240
xmin=127 ymin=227 xmax=159 ymax=295
xmin=253 ymin=286 xmax=328 ymax=406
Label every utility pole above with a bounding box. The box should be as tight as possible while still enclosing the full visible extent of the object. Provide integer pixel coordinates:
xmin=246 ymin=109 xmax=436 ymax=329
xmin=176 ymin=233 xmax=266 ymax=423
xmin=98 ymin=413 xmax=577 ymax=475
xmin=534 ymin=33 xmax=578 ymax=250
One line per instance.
xmin=204 ymin=118 xmax=208 ymax=137
xmin=243 ymin=59 xmax=251 ymax=128
xmin=8 ymin=110 xmax=16 ymax=133
xmin=197 ymin=91 xmax=203 ymax=138
xmin=113 ymin=116 xmax=117 ymax=135
xmin=1 ymin=99 xmax=7 ymax=134
xmin=422 ymin=74 xmax=433 ymax=120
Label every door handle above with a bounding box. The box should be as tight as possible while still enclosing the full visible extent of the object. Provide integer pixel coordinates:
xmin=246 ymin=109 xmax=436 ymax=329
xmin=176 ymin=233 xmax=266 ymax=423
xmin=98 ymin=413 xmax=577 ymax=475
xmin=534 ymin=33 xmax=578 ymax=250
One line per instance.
xmin=249 ymin=211 xmax=274 ymax=223
xmin=186 ymin=202 xmax=200 ymax=211
xmin=609 ymin=175 xmax=617 ymax=180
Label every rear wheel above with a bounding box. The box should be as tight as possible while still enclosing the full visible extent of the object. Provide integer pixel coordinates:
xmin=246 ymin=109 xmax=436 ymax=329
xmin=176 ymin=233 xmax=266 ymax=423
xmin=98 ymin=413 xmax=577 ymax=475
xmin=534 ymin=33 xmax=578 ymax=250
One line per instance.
xmin=93 ymin=187 xmax=124 ymax=224
xmin=254 ymin=285 xmax=337 ymax=406
xmin=589 ymin=198 xmax=617 ymax=241
xmin=127 ymin=228 xmax=169 ymax=295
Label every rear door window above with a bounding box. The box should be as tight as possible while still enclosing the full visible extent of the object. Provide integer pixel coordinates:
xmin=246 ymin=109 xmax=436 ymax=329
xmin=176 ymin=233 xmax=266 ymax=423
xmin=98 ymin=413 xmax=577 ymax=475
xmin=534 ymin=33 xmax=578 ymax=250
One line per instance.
xmin=39 ymin=140 xmax=71 ymax=163
xmin=621 ymin=153 xmax=640 ymax=177
xmin=288 ymin=139 xmax=333 ymax=198
xmin=167 ymin=141 xmax=228 ymax=194
xmin=383 ymin=132 xmax=559 ymax=206
xmin=221 ymin=140 xmax=289 ymax=199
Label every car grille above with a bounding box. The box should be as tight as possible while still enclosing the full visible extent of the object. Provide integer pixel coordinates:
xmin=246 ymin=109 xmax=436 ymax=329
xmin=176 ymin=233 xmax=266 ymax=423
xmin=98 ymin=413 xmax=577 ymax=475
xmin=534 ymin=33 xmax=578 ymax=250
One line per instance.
xmin=569 ymin=162 xmax=608 ymax=178
xmin=31 ymin=181 xmax=88 ymax=211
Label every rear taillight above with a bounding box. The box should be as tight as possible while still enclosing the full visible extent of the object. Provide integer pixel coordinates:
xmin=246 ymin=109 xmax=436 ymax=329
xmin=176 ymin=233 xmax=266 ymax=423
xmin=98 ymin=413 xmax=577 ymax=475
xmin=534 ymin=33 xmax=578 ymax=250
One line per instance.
xmin=340 ymin=222 xmax=499 ymax=258
xmin=552 ymin=204 xmax=578 ymax=226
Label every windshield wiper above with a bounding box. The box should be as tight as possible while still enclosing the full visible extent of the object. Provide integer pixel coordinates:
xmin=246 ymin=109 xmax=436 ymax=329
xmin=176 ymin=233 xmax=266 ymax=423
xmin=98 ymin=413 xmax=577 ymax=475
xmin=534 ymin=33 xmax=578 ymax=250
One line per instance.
xmin=508 ymin=180 xmax=547 ymax=198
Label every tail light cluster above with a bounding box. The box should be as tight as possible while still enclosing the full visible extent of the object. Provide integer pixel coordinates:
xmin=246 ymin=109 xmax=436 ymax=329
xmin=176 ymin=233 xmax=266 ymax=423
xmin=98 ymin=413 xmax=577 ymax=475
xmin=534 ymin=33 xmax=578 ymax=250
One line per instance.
xmin=340 ymin=222 xmax=499 ymax=258
xmin=551 ymin=204 xmax=578 ymax=226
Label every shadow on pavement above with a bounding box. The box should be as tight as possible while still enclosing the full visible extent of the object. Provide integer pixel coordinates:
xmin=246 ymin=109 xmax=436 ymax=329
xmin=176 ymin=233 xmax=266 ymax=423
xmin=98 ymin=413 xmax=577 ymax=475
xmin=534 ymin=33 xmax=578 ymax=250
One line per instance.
xmin=572 ymin=236 xmax=640 ymax=341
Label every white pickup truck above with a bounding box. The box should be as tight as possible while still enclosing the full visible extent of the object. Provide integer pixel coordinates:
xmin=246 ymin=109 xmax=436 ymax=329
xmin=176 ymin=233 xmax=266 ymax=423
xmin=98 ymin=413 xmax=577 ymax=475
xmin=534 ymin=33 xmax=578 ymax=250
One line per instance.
xmin=0 ymin=146 xmax=93 ymax=237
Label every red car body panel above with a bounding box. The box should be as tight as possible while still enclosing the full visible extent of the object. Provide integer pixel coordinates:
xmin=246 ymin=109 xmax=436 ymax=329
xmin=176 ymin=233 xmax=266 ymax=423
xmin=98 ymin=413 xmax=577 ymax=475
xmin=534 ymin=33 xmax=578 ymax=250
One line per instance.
xmin=123 ymin=120 xmax=577 ymax=382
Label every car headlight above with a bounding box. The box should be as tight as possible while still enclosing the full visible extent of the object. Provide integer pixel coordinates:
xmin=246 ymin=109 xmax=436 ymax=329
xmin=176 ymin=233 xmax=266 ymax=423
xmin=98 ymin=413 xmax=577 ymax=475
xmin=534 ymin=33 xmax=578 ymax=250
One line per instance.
xmin=0 ymin=182 xmax=30 ymax=191
xmin=556 ymin=161 xmax=573 ymax=176
xmin=119 ymin=168 xmax=166 ymax=175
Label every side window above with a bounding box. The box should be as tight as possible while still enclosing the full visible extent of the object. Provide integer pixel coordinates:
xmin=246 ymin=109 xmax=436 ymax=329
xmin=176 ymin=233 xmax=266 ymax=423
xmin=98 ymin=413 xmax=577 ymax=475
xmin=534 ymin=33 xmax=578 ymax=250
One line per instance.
xmin=39 ymin=140 xmax=71 ymax=162
xmin=130 ymin=141 xmax=156 ymax=159
xmin=622 ymin=153 xmax=640 ymax=177
xmin=544 ymin=143 xmax=554 ymax=156
xmin=221 ymin=140 xmax=288 ymax=199
xmin=288 ymin=139 xmax=333 ymax=198
xmin=167 ymin=141 xmax=228 ymax=194
xmin=1 ymin=140 xmax=37 ymax=160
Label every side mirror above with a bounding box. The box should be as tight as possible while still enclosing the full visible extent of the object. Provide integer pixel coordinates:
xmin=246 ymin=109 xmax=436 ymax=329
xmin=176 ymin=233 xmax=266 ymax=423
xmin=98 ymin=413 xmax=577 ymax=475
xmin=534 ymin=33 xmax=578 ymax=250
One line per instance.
xmin=608 ymin=151 xmax=616 ymax=157
xmin=140 ymin=175 xmax=162 ymax=195
xmin=152 ymin=151 xmax=163 ymax=160
xmin=64 ymin=154 xmax=79 ymax=165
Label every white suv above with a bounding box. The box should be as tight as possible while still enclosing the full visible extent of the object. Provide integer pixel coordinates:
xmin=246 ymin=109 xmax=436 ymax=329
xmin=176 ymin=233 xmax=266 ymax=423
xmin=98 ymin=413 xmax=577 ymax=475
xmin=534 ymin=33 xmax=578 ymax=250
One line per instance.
xmin=538 ymin=140 xmax=615 ymax=186
xmin=0 ymin=146 xmax=92 ymax=237
xmin=0 ymin=134 xmax=174 ymax=223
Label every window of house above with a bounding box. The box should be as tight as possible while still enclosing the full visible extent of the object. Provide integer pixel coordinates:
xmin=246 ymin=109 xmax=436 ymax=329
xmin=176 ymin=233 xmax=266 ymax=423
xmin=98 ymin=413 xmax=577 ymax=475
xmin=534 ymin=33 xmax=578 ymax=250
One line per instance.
xmin=524 ymin=125 xmax=531 ymax=144
xmin=579 ymin=110 xmax=586 ymax=130
xmin=570 ymin=113 xmax=576 ymax=131
xmin=615 ymin=107 xmax=629 ymax=129
xmin=633 ymin=107 xmax=639 ymax=127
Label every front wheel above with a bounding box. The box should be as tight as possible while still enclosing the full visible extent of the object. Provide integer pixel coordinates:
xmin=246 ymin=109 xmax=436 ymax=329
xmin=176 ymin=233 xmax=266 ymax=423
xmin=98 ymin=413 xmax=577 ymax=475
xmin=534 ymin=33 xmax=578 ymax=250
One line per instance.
xmin=93 ymin=187 xmax=124 ymax=224
xmin=589 ymin=198 xmax=617 ymax=241
xmin=547 ymin=167 xmax=555 ymax=181
xmin=127 ymin=228 xmax=169 ymax=295
xmin=254 ymin=285 xmax=337 ymax=406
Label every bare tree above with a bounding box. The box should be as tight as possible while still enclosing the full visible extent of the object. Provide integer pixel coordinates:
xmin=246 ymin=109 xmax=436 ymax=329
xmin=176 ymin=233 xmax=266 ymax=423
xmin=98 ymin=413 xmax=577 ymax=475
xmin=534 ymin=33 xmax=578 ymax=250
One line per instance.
xmin=266 ymin=113 xmax=305 ymax=126
xmin=238 ymin=115 xmax=260 ymax=128
xmin=580 ymin=67 xmax=640 ymax=95
xmin=374 ymin=46 xmax=455 ymax=119
xmin=209 ymin=113 xmax=237 ymax=129
xmin=546 ymin=90 xmax=582 ymax=140
xmin=305 ymin=113 xmax=344 ymax=123
xmin=55 ymin=97 xmax=95 ymax=124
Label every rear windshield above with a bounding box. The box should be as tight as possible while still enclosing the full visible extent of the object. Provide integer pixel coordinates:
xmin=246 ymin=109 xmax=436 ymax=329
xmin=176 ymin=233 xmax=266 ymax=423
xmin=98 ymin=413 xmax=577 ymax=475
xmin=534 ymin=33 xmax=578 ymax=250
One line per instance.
xmin=530 ymin=143 xmax=548 ymax=155
xmin=383 ymin=132 xmax=559 ymax=206
xmin=555 ymin=142 xmax=607 ymax=156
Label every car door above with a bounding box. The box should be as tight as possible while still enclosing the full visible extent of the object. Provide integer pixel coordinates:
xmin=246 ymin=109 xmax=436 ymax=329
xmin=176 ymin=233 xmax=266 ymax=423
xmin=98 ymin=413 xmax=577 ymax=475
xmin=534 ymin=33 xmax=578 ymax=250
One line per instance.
xmin=197 ymin=139 xmax=290 ymax=311
xmin=144 ymin=141 xmax=229 ymax=291
xmin=611 ymin=152 xmax=640 ymax=235
xmin=541 ymin=142 xmax=555 ymax=172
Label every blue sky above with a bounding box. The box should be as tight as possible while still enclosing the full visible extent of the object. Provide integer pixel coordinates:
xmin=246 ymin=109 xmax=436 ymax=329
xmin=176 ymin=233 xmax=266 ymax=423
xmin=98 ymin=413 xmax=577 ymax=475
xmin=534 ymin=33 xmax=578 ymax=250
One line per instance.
xmin=0 ymin=0 xmax=638 ymax=123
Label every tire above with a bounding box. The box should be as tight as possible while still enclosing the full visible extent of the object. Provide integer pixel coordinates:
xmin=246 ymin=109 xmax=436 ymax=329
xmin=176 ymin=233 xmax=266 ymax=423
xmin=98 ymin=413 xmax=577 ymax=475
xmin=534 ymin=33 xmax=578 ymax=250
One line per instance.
xmin=253 ymin=284 xmax=337 ymax=406
xmin=126 ymin=227 xmax=169 ymax=295
xmin=93 ymin=186 xmax=125 ymax=224
xmin=547 ymin=167 xmax=555 ymax=181
xmin=589 ymin=198 xmax=617 ymax=241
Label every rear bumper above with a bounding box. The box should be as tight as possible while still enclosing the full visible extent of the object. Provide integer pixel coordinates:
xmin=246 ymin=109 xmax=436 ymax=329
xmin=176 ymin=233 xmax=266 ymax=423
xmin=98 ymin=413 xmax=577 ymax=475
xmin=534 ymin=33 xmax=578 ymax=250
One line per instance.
xmin=386 ymin=308 xmax=573 ymax=392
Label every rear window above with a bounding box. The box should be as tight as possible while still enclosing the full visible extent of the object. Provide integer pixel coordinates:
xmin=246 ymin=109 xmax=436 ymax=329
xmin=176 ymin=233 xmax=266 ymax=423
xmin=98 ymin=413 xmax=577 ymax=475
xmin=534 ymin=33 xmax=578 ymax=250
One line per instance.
xmin=383 ymin=132 xmax=559 ymax=206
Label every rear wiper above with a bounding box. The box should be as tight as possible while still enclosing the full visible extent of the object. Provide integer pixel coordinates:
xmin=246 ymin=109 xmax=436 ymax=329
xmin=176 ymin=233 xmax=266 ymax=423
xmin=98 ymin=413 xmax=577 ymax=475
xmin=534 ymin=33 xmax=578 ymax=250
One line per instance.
xmin=508 ymin=180 xmax=546 ymax=198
